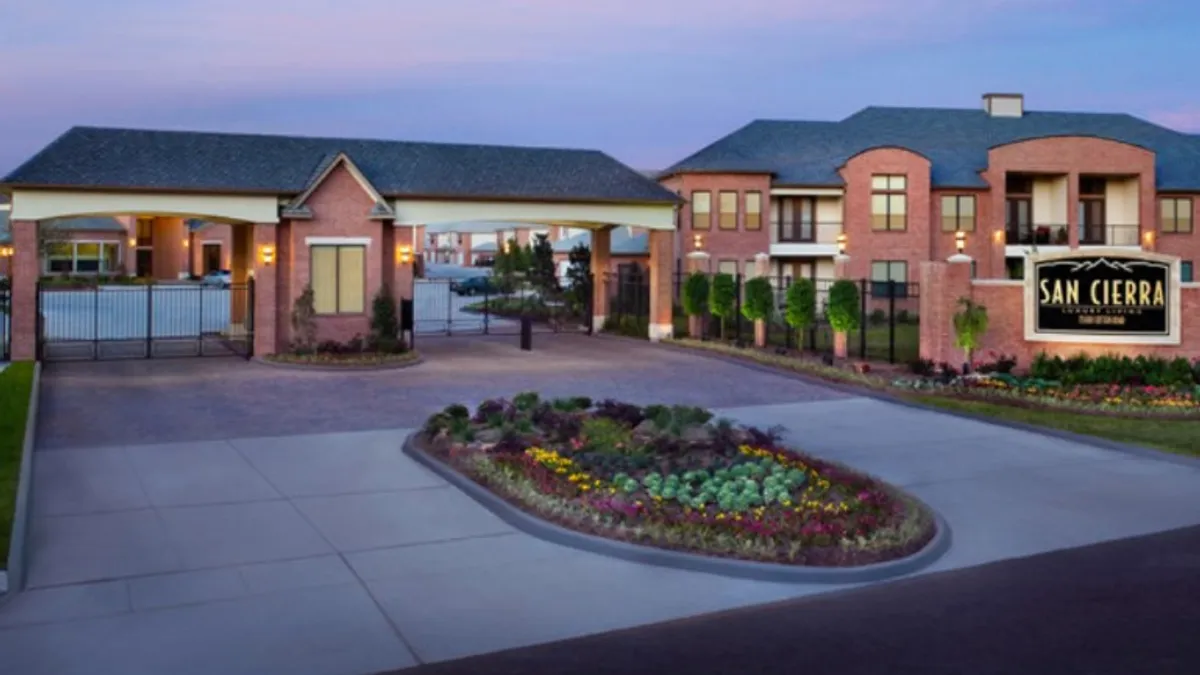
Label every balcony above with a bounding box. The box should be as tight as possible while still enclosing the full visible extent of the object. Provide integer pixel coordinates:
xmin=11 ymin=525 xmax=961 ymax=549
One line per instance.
xmin=1080 ymin=223 xmax=1139 ymax=247
xmin=1006 ymin=223 xmax=1068 ymax=246
xmin=770 ymin=222 xmax=842 ymax=257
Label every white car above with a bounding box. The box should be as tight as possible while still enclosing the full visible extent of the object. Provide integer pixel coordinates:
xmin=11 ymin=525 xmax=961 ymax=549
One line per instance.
xmin=201 ymin=270 xmax=232 ymax=288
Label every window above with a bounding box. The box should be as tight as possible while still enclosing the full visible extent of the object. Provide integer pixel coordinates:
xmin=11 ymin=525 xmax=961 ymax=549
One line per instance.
xmin=871 ymin=175 xmax=907 ymax=231
xmin=43 ymin=241 xmax=121 ymax=274
xmin=135 ymin=218 xmax=153 ymax=245
xmin=690 ymin=191 xmax=711 ymax=230
xmin=870 ymin=260 xmax=908 ymax=298
xmin=1184 ymin=261 xmax=1195 ymax=283
xmin=775 ymin=197 xmax=815 ymax=242
xmin=716 ymin=259 xmax=738 ymax=276
xmin=941 ymin=195 xmax=976 ymax=232
xmin=310 ymin=245 xmax=365 ymax=314
xmin=1005 ymin=174 xmax=1033 ymax=194
xmin=1161 ymin=197 xmax=1193 ymax=234
xmin=1080 ymin=176 xmax=1106 ymax=196
xmin=744 ymin=260 xmax=759 ymax=278
xmin=745 ymin=192 xmax=762 ymax=230
xmin=718 ymin=191 xmax=738 ymax=230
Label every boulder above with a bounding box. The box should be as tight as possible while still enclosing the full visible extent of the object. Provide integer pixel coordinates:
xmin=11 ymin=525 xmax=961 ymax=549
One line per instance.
xmin=680 ymin=425 xmax=714 ymax=444
xmin=474 ymin=427 xmax=503 ymax=444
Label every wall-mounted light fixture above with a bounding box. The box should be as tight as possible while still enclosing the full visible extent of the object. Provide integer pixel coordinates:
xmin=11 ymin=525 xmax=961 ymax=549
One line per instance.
xmin=128 ymin=237 xmax=137 ymax=248
xmin=259 ymin=244 xmax=276 ymax=265
xmin=955 ymin=230 xmax=966 ymax=254
xmin=836 ymin=233 xmax=848 ymax=256
xmin=693 ymin=233 xmax=704 ymax=250
xmin=0 ymin=245 xmax=14 ymax=258
xmin=992 ymin=230 xmax=1005 ymax=244
xmin=1143 ymin=230 xmax=1155 ymax=248
xmin=183 ymin=238 xmax=190 ymax=248
xmin=396 ymin=244 xmax=413 ymax=265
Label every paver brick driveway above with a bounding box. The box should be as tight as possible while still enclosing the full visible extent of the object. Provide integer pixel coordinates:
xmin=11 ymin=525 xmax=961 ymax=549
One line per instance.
xmin=37 ymin=333 xmax=849 ymax=449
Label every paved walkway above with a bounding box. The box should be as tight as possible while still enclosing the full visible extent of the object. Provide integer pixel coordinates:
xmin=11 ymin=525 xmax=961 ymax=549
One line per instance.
xmin=7 ymin=340 xmax=1200 ymax=674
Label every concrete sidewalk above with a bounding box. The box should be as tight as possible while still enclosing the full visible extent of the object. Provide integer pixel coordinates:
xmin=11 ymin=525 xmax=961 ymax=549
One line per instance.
xmin=5 ymin=397 xmax=1200 ymax=674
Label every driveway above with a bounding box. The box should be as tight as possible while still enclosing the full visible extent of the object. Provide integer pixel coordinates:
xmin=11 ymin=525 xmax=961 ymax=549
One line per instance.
xmin=7 ymin=337 xmax=1200 ymax=674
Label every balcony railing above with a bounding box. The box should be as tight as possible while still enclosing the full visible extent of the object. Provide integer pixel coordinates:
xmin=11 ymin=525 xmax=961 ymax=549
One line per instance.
xmin=773 ymin=221 xmax=842 ymax=244
xmin=1006 ymin=223 xmax=1069 ymax=246
xmin=1080 ymin=223 xmax=1139 ymax=246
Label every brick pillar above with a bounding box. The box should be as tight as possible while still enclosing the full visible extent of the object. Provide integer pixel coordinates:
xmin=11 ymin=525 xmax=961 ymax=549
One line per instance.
xmin=752 ymin=253 xmax=771 ymax=347
xmin=1066 ymin=171 xmax=1080 ymax=248
xmin=919 ymin=258 xmax=972 ymax=364
xmin=151 ymin=217 xmax=186 ymax=281
xmin=381 ymin=222 xmax=396 ymax=293
xmin=394 ymin=225 xmax=417 ymax=300
xmin=549 ymin=225 xmax=561 ymax=242
xmin=10 ymin=220 xmax=39 ymax=360
xmin=832 ymin=254 xmax=851 ymax=358
xmin=648 ymin=229 xmax=674 ymax=341
xmin=591 ymin=226 xmax=611 ymax=330
xmin=252 ymin=223 xmax=279 ymax=356
xmin=460 ymin=233 xmax=473 ymax=266
xmin=230 ymin=224 xmax=251 ymax=326
xmin=685 ymin=251 xmax=710 ymax=338
xmin=515 ymin=227 xmax=531 ymax=249
xmin=275 ymin=220 xmax=292 ymax=349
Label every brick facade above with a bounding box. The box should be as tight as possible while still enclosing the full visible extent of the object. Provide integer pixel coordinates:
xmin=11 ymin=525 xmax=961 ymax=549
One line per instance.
xmin=661 ymin=173 xmax=772 ymax=274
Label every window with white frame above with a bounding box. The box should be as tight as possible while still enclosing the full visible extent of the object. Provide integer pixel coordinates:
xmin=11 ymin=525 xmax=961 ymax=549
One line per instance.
xmin=44 ymin=241 xmax=121 ymax=274
xmin=870 ymin=260 xmax=909 ymax=298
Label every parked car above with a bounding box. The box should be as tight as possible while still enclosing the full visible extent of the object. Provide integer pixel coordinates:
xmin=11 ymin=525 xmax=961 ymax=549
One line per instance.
xmin=201 ymin=269 xmax=232 ymax=288
xmin=452 ymin=276 xmax=499 ymax=296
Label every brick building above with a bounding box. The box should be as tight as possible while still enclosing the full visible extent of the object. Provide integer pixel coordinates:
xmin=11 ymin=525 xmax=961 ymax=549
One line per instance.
xmin=658 ymin=93 xmax=1200 ymax=291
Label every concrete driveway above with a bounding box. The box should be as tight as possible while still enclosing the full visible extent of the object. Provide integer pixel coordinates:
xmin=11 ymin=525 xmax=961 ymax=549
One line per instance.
xmin=7 ymin=336 xmax=1200 ymax=674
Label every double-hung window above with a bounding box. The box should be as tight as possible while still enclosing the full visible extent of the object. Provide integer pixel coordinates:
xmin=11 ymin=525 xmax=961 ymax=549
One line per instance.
xmin=310 ymin=245 xmax=366 ymax=314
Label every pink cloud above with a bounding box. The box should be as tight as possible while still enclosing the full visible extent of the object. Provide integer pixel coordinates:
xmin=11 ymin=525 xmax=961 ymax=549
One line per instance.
xmin=1149 ymin=108 xmax=1200 ymax=133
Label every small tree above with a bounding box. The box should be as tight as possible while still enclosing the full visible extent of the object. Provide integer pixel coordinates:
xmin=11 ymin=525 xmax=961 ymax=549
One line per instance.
xmin=528 ymin=233 xmax=559 ymax=296
xmin=827 ymin=279 xmax=860 ymax=336
xmin=741 ymin=277 xmax=774 ymax=322
xmin=953 ymin=297 xmax=989 ymax=368
xmin=682 ymin=272 xmax=709 ymax=317
xmin=370 ymin=283 xmax=402 ymax=353
xmin=564 ymin=243 xmax=591 ymax=315
xmin=493 ymin=239 xmax=518 ymax=294
xmin=785 ymin=279 xmax=817 ymax=332
xmin=520 ymin=242 xmax=535 ymax=274
xmin=710 ymin=273 xmax=736 ymax=339
xmin=291 ymin=285 xmax=318 ymax=353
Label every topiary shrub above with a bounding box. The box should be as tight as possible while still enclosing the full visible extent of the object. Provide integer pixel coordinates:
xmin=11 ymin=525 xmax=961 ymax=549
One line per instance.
xmin=741 ymin=277 xmax=774 ymax=322
xmin=369 ymin=283 xmax=403 ymax=353
xmin=827 ymin=280 xmax=860 ymax=336
xmin=682 ymin=272 xmax=710 ymax=317
xmin=952 ymin=297 xmax=988 ymax=368
xmin=785 ymin=279 xmax=816 ymax=333
xmin=290 ymin=285 xmax=318 ymax=353
xmin=710 ymin=273 xmax=736 ymax=338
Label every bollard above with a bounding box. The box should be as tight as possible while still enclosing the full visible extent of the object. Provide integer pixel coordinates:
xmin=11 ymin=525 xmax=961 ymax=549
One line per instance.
xmin=520 ymin=316 xmax=533 ymax=351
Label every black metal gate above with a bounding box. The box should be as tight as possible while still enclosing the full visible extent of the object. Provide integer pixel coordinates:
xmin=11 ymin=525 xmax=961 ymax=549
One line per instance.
xmin=36 ymin=280 xmax=254 ymax=361
xmin=412 ymin=274 xmax=590 ymax=342
xmin=0 ymin=287 xmax=11 ymax=362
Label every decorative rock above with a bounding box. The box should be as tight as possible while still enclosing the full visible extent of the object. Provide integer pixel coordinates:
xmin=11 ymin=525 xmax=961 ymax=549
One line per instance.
xmin=633 ymin=419 xmax=659 ymax=439
xmin=681 ymin=425 xmax=714 ymax=444
xmin=475 ymin=427 xmax=503 ymax=444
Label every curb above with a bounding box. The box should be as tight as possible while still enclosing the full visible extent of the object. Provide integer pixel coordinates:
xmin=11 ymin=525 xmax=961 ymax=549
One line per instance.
xmin=252 ymin=353 xmax=424 ymax=372
xmin=657 ymin=340 xmax=1200 ymax=471
xmin=1 ymin=362 xmax=41 ymax=599
xmin=402 ymin=433 xmax=952 ymax=585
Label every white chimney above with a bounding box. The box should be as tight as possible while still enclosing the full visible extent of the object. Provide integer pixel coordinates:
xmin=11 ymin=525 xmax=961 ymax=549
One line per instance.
xmin=982 ymin=93 xmax=1024 ymax=118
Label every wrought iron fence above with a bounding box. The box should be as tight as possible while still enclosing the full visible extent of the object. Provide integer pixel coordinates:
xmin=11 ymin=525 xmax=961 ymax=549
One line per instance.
xmin=412 ymin=273 xmax=591 ymax=341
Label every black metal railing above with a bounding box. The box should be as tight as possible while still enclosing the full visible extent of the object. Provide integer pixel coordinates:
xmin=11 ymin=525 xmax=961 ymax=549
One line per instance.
xmin=774 ymin=221 xmax=842 ymax=244
xmin=413 ymin=273 xmax=588 ymax=338
xmin=1080 ymin=223 xmax=1140 ymax=246
xmin=1006 ymin=223 xmax=1069 ymax=246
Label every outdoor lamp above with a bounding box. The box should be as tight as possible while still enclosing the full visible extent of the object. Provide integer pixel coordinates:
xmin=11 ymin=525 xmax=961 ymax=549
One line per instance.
xmin=259 ymin=244 xmax=276 ymax=265
xmin=128 ymin=237 xmax=136 ymax=247
xmin=955 ymin=230 xmax=966 ymax=254
xmin=396 ymin=244 xmax=413 ymax=264
xmin=693 ymin=233 xmax=704 ymax=250
xmin=836 ymin=233 xmax=847 ymax=255
xmin=0 ymin=245 xmax=13 ymax=257
xmin=183 ymin=238 xmax=190 ymax=248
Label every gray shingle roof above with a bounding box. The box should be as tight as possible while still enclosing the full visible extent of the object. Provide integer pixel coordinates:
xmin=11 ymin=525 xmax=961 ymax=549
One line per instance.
xmin=661 ymin=107 xmax=1200 ymax=190
xmin=3 ymin=127 xmax=680 ymax=203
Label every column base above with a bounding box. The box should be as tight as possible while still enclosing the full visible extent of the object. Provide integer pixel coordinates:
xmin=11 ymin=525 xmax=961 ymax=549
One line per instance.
xmin=648 ymin=323 xmax=673 ymax=342
xmin=592 ymin=315 xmax=607 ymax=332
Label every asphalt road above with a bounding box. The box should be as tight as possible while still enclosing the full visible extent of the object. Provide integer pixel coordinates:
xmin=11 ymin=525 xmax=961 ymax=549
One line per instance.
xmin=394 ymin=524 xmax=1200 ymax=675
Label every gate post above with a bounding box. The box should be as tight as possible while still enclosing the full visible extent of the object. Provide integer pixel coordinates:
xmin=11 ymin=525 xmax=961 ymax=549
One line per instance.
xmin=251 ymin=223 xmax=278 ymax=357
xmin=9 ymin=219 xmax=39 ymax=361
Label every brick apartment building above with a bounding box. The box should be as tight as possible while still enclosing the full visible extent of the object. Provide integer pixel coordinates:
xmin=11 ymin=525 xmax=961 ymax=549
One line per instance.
xmin=657 ymin=93 xmax=1200 ymax=295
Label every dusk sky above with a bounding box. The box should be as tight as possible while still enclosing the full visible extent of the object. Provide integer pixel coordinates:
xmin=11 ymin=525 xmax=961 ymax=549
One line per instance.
xmin=3 ymin=0 xmax=1199 ymax=175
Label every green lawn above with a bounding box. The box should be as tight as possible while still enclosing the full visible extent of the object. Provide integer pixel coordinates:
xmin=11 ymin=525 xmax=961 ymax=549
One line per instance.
xmin=0 ymin=362 xmax=36 ymax=566
xmin=910 ymin=394 xmax=1200 ymax=457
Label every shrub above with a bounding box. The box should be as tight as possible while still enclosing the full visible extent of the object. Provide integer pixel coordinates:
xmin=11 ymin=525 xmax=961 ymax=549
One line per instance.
xmin=290 ymin=285 xmax=318 ymax=353
xmin=976 ymin=353 xmax=1018 ymax=375
xmin=710 ymin=274 xmax=736 ymax=321
xmin=827 ymin=280 xmax=860 ymax=335
xmin=785 ymin=279 xmax=816 ymax=332
xmin=952 ymin=298 xmax=988 ymax=366
xmin=579 ymin=417 xmax=633 ymax=453
xmin=869 ymin=309 xmax=887 ymax=326
xmin=741 ymin=277 xmax=775 ymax=322
xmin=1029 ymin=352 xmax=1197 ymax=387
xmin=513 ymin=391 xmax=540 ymax=411
xmin=593 ymin=399 xmax=644 ymax=427
xmin=682 ymin=272 xmax=710 ymax=317
xmin=369 ymin=284 xmax=403 ymax=353
xmin=909 ymin=358 xmax=936 ymax=377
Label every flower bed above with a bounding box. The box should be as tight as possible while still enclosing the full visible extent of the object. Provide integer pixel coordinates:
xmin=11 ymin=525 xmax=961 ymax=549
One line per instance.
xmin=262 ymin=334 xmax=419 ymax=368
xmin=418 ymin=394 xmax=936 ymax=567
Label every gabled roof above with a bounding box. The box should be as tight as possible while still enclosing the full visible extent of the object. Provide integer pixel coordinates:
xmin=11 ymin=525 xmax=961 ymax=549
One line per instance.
xmin=3 ymin=126 xmax=680 ymax=204
xmin=661 ymin=106 xmax=1200 ymax=190
xmin=281 ymin=152 xmax=395 ymax=220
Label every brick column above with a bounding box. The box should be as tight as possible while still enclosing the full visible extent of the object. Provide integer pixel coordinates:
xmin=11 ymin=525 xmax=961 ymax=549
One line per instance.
xmin=832 ymin=254 xmax=851 ymax=358
xmin=1066 ymin=171 xmax=1080 ymax=248
xmin=275 ymin=220 xmax=292 ymax=349
xmin=394 ymin=225 xmax=418 ymax=300
xmin=515 ymin=227 xmax=531 ymax=249
xmin=151 ymin=217 xmax=187 ymax=281
xmin=648 ymin=229 xmax=674 ymax=341
xmin=591 ymin=226 xmax=611 ymax=330
xmin=685 ymin=251 xmax=710 ymax=338
xmin=230 ymin=224 xmax=252 ymax=326
xmin=10 ymin=220 xmax=39 ymax=360
xmin=919 ymin=257 xmax=972 ymax=364
xmin=252 ymin=223 xmax=279 ymax=356
xmin=753 ymin=252 xmax=771 ymax=348
xmin=460 ymin=233 xmax=473 ymax=266
xmin=381 ymin=222 xmax=396 ymax=293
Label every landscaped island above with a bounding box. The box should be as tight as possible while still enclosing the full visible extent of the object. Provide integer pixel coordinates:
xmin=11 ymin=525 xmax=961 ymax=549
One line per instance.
xmin=416 ymin=394 xmax=936 ymax=567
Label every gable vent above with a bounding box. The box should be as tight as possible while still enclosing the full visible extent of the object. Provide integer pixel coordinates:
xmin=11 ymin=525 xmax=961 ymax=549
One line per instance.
xmin=983 ymin=93 xmax=1024 ymax=118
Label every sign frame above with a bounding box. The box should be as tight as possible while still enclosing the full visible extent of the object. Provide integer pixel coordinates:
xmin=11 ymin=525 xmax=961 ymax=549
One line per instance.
xmin=1023 ymin=247 xmax=1181 ymax=345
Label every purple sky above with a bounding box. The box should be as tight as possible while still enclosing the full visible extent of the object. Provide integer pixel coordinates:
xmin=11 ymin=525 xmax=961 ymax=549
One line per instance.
xmin=2 ymin=0 xmax=1198 ymax=175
